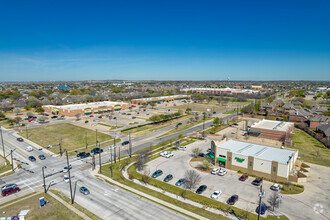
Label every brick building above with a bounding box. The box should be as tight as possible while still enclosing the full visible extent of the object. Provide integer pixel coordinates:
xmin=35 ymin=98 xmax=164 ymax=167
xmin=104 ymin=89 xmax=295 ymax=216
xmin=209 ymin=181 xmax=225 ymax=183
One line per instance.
xmin=308 ymin=115 xmax=330 ymax=129
xmin=131 ymin=95 xmax=190 ymax=105
xmin=43 ymin=101 xmax=129 ymax=117
xmin=248 ymin=119 xmax=294 ymax=142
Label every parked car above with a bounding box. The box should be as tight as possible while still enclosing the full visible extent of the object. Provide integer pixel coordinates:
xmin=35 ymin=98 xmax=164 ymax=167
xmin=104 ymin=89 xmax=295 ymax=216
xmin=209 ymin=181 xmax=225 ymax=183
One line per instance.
xmin=160 ymin=151 xmax=173 ymax=158
xmin=198 ymin=153 xmax=205 ymax=157
xmin=270 ymin=184 xmax=281 ymax=191
xmin=211 ymin=167 xmax=220 ymax=175
xmin=28 ymin=119 xmax=35 ymax=122
xmin=91 ymin=147 xmax=103 ymax=154
xmin=2 ymin=186 xmax=20 ymax=196
xmin=57 ymin=117 xmax=64 ymax=120
xmin=1 ymin=184 xmax=18 ymax=191
xmin=207 ymin=148 xmax=211 ymax=153
xmin=38 ymin=154 xmax=46 ymax=160
xmin=98 ymin=116 xmax=102 ymax=118
xmin=227 ymin=195 xmax=239 ymax=205
xmin=163 ymin=174 xmax=173 ymax=182
xmin=252 ymin=178 xmax=263 ymax=186
xmin=63 ymin=165 xmax=72 ymax=173
xmin=89 ymin=115 xmax=94 ymax=117
xmin=93 ymin=119 xmax=100 ymax=122
xmin=51 ymin=116 xmax=58 ymax=119
xmin=213 ymin=111 xmax=216 ymax=114
xmin=233 ymin=123 xmax=239 ymax=126
xmin=77 ymin=152 xmax=85 ymax=157
xmin=63 ymin=175 xmax=70 ymax=183
xmin=80 ymin=152 xmax=91 ymax=159
xmin=239 ymin=175 xmax=248 ymax=181
xmin=196 ymin=185 xmax=207 ymax=194
xmin=177 ymin=146 xmax=186 ymax=151
xmin=152 ymin=170 xmax=163 ymax=178
xmin=177 ymin=122 xmax=182 ymax=126
xmin=28 ymin=156 xmax=36 ymax=162
xmin=132 ymin=116 xmax=136 ymax=119
xmin=25 ymin=146 xmax=33 ymax=152
xmin=17 ymin=137 xmax=24 ymax=142
xmin=122 ymin=141 xmax=130 ymax=146
xmin=211 ymin=190 xmax=222 ymax=199
xmin=79 ymin=186 xmax=90 ymax=195
xmin=256 ymin=205 xmax=267 ymax=215
xmin=85 ymin=120 xmax=89 ymax=123
xmin=113 ymin=117 xmax=117 ymax=119
xmin=175 ymin=178 xmax=185 ymax=186
xmin=218 ymin=169 xmax=227 ymax=176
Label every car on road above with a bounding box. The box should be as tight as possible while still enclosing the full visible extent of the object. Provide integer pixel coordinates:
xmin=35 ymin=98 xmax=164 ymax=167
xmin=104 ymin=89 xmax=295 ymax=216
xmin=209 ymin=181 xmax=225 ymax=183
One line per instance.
xmin=79 ymin=186 xmax=90 ymax=195
xmin=213 ymin=111 xmax=216 ymax=114
xmin=233 ymin=123 xmax=239 ymax=126
xmin=113 ymin=117 xmax=117 ymax=119
xmin=77 ymin=152 xmax=85 ymax=157
xmin=227 ymin=195 xmax=239 ymax=205
xmin=177 ymin=146 xmax=186 ymax=151
xmin=57 ymin=117 xmax=64 ymax=120
xmin=177 ymin=122 xmax=182 ymax=126
xmin=98 ymin=116 xmax=102 ymax=118
xmin=122 ymin=141 xmax=130 ymax=146
xmin=2 ymin=186 xmax=20 ymax=196
xmin=270 ymin=183 xmax=281 ymax=191
xmin=163 ymin=174 xmax=173 ymax=182
xmin=239 ymin=175 xmax=248 ymax=181
xmin=152 ymin=170 xmax=163 ymax=178
xmin=91 ymin=147 xmax=103 ymax=154
xmin=51 ymin=116 xmax=58 ymax=119
xmin=28 ymin=119 xmax=35 ymax=122
xmin=175 ymin=178 xmax=185 ymax=186
xmin=218 ymin=169 xmax=227 ymax=176
xmin=196 ymin=185 xmax=207 ymax=194
xmin=1 ymin=184 xmax=18 ymax=191
xmin=85 ymin=120 xmax=89 ymax=123
xmin=80 ymin=152 xmax=91 ymax=159
xmin=256 ymin=205 xmax=267 ymax=215
xmin=63 ymin=175 xmax=70 ymax=183
xmin=211 ymin=190 xmax=222 ymax=199
xmin=28 ymin=156 xmax=36 ymax=162
xmin=211 ymin=167 xmax=220 ymax=175
xmin=17 ymin=137 xmax=24 ymax=142
xmin=89 ymin=115 xmax=94 ymax=117
xmin=252 ymin=178 xmax=263 ymax=186
xmin=132 ymin=116 xmax=136 ymax=119
xmin=25 ymin=146 xmax=33 ymax=152
xmin=38 ymin=154 xmax=46 ymax=160
xmin=63 ymin=165 xmax=72 ymax=173
xmin=93 ymin=119 xmax=100 ymax=122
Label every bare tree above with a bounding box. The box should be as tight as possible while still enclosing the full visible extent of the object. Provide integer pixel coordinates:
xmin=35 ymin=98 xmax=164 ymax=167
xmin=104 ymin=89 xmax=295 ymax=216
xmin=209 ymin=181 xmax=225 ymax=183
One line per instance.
xmin=284 ymin=181 xmax=292 ymax=191
xmin=14 ymin=117 xmax=22 ymax=123
xmin=267 ymin=191 xmax=281 ymax=211
xmin=141 ymin=169 xmax=151 ymax=184
xmin=184 ymin=170 xmax=201 ymax=190
xmin=136 ymin=149 xmax=150 ymax=171
xmin=200 ymin=159 xmax=211 ymax=171
xmin=192 ymin=147 xmax=202 ymax=158
xmin=13 ymin=108 xmax=21 ymax=115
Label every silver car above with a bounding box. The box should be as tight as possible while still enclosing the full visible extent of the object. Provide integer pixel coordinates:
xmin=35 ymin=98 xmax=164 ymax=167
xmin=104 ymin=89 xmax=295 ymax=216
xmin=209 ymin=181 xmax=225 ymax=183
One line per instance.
xmin=79 ymin=186 xmax=90 ymax=195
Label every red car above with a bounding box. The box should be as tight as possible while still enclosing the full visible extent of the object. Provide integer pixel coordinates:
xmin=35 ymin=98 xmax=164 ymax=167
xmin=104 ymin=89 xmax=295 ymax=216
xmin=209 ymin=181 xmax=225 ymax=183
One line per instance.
xmin=28 ymin=119 xmax=35 ymax=122
xmin=98 ymin=116 xmax=102 ymax=118
xmin=89 ymin=115 xmax=94 ymax=117
xmin=2 ymin=186 xmax=20 ymax=196
xmin=239 ymin=175 xmax=248 ymax=181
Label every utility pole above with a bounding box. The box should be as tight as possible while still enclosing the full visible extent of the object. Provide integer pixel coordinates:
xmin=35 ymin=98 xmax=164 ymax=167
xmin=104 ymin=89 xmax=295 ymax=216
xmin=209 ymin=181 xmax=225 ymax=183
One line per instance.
xmin=129 ymin=132 xmax=132 ymax=157
xmin=110 ymin=146 xmax=113 ymax=178
xmin=85 ymin=131 xmax=87 ymax=149
xmin=116 ymin=137 xmax=120 ymax=162
xmin=99 ymin=149 xmax=102 ymax=173
xmin=113 ymin=137 xmax=117 ymax=163
xmin=59 ymin=137 xmax=63 ymax=156
xmin=0 ymin=125 xmax=5 ymax=158
xmin=92 ymin=153 xmax=95 ymax=170
xmin=10 ymin=150 xmax=14 ymax=171
xmin=66 ymin=151 xmax=73 ymax=204
xmin=257 ymin=184 xmax=265 ymax=220
xmin=42 ymin=166 xmax=47 ymax=193
xmin=95 ymin=129 xmax=98 ymax=146
xmin=277 ymin=194 xmax=283 ymax=218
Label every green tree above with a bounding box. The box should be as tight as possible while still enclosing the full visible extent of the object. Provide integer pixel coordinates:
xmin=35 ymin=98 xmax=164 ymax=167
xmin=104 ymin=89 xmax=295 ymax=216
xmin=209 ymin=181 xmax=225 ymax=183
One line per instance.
xmin=35 ymin=107 xmax=45 ymax=113
xmin=213 ymin=117 xmax=220 ymax=126
xmin=24 ymin=105 xmax=31 ymax=111
xmin=150 ymin=102 xmax=156 ymax=109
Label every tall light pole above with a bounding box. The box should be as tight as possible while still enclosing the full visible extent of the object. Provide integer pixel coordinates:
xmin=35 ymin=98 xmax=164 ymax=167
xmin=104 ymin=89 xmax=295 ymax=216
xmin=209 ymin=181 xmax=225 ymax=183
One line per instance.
xmin=42 ymin=166 xmax=47 ymax=193
xmin=277 ymin=194 xmax=283 ymax=219
xmin=95 ymin=129 xmax=98 ymax=146
xmin=10 ymin=150 xmax=14 ymax=171
xmin=129 ymin=132 xmax=132 ymax=158
xmin=65 ymin=151 xmax=73 ymax=204
xmin=99 ymin=149 xmax=102 ymax=173
xmin=0 ymin=125 xmax=5 ymax=158
xmin=59 ymin=137 xmax=63 ymax=156
xmin=257 ymin=184 xmax=265 ymax=220
xmin=85 ymin=131 xmax=87 ymax=149
xmin=110 ymin=146 xmax=113 ymax=178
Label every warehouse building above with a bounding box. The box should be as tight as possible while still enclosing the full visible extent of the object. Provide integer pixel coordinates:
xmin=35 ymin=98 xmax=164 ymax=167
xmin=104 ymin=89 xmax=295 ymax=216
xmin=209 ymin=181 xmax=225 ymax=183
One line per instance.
xmin=43 ymin=101 xmax=129 ymax=117
xmin=248 ymin=119 xmax=294 ymax=142
xmin=210 ymin=140 xmax=298 ymax=182
xmin=131 ymin=95 xmax=190 ymax=105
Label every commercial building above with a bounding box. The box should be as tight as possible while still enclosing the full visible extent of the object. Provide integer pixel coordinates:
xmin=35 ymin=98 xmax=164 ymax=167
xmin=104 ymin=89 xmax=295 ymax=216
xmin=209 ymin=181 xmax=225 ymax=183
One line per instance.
xmin=248 ymin=119 xmax=294 ymax=142
xmin=180 ymin=87 xmax=272 ymax=95
xmin=43 ymin=101 xmax=129 ymax=117
xmin=131 ymin=95 xmax=190 ymax=105
xmin=210 ymin=140 xmax=299 ymax=182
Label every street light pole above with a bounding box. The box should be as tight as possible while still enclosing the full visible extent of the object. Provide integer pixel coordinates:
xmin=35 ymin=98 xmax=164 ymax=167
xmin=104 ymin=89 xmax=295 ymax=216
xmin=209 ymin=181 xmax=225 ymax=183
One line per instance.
xmin=85 ymin=131 xmax=87 ymax=149
xmin=99 ymin=149 xmax=102 ymax=173
xmin=59 ymin=137 xmax=62 ymax=156
xmin=129 ymin=132 xmax=132 ymax=157
xmin=10 ymin=150 xmax=14 ymax=171
xmin=42 ymin=166 xmax=47 ymax=193
xmin=110 ymin=146 xmax=113 ymax=178
xmin=95 ymin=129 xmax=98 ymax=146
xmin=66 ymin=151 xmax=74 ymax=204
xmin=257 ymin=184 xmax=264 ymax=220
xmin=0 ymin=125 xmax=5 ymax=158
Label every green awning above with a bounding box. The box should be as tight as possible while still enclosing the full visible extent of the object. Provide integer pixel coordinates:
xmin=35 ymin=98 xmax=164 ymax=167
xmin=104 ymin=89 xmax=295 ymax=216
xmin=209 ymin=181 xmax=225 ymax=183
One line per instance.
xmin=84 ymin=111 xmax=92 ymax=114
xmin=114 ymin=107 xmax=122 ymax=110
xmin=218 ymin=157 xmax=226 ymax=162
xmin=248 ymin=130 xmax=261 ymax=134
xmin=209 ymin=153 xmax=215 ymax=159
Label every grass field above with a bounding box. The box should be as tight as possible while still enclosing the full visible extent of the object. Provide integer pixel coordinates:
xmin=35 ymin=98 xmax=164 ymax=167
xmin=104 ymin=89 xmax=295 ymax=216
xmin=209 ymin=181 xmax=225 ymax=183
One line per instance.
xmin=0 ymin=193 xmax=82 ymax=219
xmin=0 ymin=155 xmax=11 ymax=174
xmin=280 ymin=184 xmax=304 ymax=194
xmin=172 ymin=102 xmax=251 ymax=113
xmin=289 ymin=130 xmax=330 ymax=167
xmin=20 ymin=123 xmax=113 ymax=155
xmin=222 ymin=109 xmax=238 ymax=114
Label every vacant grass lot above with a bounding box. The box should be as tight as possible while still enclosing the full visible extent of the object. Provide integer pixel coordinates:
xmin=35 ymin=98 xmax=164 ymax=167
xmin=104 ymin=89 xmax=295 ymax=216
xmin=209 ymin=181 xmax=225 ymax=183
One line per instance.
xmin=290 ymin=130 xmax=330 ymax=167
xmin=0 ymin=193 xmax=82 ymax=220
xmin=172 ymin=102 xmax=250 ymax=113
xmin=20 ymin=123 xmax=113 ymax=155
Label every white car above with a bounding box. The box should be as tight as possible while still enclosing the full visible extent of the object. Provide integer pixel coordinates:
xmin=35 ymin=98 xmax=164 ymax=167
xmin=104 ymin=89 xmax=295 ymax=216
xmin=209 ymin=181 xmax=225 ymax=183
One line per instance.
xmin=177 ymin=146 xmax=186 ymax=151
xmin=211 ymin=167 xmax=220 ymax=175
xmin=160 ymin=151 xmax=173 ymax=158
xmin=218 ymin=169 xmax=227 ymax=176
xmin=270 ymin=183 xmax=281 ymax=191
xmin=63 ymin=175 xmax=70 ymax=183
xmin=25 ymin=146 xmax=33 ymax=152
xmin=211 ymin=190 xmax=222 ymax=199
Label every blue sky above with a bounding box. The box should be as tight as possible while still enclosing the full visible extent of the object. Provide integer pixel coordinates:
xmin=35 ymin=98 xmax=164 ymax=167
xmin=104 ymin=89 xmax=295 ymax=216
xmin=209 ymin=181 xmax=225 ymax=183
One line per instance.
xmin=0 ymin=0 xmax=329 ymax=81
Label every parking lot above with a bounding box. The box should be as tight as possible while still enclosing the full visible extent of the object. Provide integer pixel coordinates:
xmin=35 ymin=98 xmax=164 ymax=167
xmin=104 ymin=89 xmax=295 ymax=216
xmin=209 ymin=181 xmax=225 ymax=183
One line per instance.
xmin=143 ymin=139 xmax=330 ymax=219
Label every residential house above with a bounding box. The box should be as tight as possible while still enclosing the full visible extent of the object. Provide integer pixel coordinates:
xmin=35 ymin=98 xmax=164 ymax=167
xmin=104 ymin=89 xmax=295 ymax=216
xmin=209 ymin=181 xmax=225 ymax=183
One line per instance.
xmin=282 ymin=103 xmax=295 ymax=114
xmin=316 ymin=124 xmax=330 ymax=141
xmin=13 ymin=99 xmax=26 ymax=108
xmin=289 ymin=109 xmax=312 ymax=122
xmin=308 ymin=115 xmax=330 ymax=129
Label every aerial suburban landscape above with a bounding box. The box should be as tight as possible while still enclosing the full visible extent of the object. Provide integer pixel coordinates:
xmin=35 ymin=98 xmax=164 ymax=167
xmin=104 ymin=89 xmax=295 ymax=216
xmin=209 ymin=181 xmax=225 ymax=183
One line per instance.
xmin=0 ymin=1 xmax=329 ymax=220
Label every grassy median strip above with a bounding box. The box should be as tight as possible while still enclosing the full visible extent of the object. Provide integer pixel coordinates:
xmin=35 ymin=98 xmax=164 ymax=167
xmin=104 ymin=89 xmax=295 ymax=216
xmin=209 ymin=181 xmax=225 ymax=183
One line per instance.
xmin=0 ymin=192 xmax=83 ymax=220
xmin=0 ymin=155 xmax=12 ymax=174
xmin=50 ymin=190 xmax=101 ymax=220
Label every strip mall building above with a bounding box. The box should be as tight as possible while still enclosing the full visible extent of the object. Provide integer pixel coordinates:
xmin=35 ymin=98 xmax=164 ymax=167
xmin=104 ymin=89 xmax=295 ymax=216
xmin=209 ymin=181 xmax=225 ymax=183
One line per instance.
xmin=131 ymin=95 xmax=191 ymax=105
xmin=43 ymin=101 xmax=129 ymax=117
xmin=210 ymin=140 xmax=299 ymax=182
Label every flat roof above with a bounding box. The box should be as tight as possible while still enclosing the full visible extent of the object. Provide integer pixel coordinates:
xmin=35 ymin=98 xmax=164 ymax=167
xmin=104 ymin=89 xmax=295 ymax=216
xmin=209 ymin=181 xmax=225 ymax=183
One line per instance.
xmin=132 ymin=95 xmax=189 ymax=101
xmin=218 ymin=140 xmax=296 ymax=164
xmin=43 ymin=101 xmax=127 ymax=110
xmin=251 ymin=119 xmax=294 ymax=132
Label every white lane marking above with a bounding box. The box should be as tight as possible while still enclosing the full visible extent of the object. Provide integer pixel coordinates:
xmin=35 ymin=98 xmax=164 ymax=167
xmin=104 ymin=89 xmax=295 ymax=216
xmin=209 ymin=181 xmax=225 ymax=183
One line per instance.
xmin=23 ymin=181 xmax=35 ymax=192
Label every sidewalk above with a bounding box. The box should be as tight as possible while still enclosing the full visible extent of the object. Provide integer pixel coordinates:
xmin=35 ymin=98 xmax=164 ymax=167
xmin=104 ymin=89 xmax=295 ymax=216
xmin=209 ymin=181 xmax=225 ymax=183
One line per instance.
xmin=48 ymin=191 xmax=92 ymax=220
xmin=91 ymin=168 xmax=208 ymax=220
